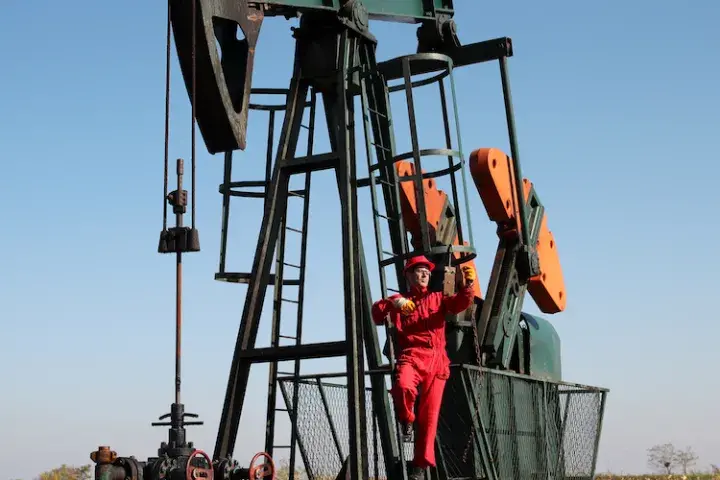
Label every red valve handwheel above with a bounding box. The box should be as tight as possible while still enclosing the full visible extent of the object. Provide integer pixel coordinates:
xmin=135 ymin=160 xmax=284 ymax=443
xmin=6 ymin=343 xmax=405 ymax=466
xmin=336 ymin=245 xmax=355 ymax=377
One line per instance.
xmin=186 ymin=450 xmax=214 ymax=480
xmin=248 ymin=452 xmax=275 ymax=480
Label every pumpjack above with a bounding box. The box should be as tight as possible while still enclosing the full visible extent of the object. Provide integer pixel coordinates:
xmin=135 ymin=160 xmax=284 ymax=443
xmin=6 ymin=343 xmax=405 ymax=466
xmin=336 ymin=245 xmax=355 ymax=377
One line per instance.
xmin=90 ymin=1 xmax=608 ymax=480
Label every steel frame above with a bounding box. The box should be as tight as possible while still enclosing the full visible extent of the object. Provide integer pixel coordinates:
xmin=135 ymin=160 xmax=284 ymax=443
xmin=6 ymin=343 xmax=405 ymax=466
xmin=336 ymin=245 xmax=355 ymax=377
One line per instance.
xmin=212 ymin=16 xmax=379 ymax=480
xmin=210 ymin=11 xmax=520 ymax=480
xmin=215 ymin=86 xmax=318 ymax=479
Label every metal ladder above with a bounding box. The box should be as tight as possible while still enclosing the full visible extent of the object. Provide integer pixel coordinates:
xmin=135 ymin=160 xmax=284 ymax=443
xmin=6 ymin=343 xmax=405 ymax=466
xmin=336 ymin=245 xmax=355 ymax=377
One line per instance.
xmin=356 ymin=55 xmax=415 ymax=476
xmin=264 ymin=88 xmax=318 ymax=479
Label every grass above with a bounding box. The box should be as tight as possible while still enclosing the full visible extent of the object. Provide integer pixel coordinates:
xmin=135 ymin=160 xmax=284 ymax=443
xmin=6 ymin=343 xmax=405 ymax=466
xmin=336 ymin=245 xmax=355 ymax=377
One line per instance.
xmin=595 ymin=475 xmax=720 ymax=480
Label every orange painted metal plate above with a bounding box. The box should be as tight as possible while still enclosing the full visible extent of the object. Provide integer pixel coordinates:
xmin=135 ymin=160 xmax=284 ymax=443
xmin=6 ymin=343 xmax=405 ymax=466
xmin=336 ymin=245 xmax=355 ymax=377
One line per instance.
xmin=469 ymin=147 xmax=566 ymax=314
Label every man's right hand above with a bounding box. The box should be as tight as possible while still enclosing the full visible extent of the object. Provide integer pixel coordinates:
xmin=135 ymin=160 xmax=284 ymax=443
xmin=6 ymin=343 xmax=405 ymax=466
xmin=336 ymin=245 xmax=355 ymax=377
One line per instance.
xmin=391 ymin=296 xmax=416 ymax=316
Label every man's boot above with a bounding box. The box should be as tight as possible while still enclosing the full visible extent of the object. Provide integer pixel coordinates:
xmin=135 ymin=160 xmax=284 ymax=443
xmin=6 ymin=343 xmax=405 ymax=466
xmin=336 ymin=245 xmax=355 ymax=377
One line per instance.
xmin=401 ymin=422 xmax=413 ymax=442
xmin=408 ymin=466 xmax=424 ymax=480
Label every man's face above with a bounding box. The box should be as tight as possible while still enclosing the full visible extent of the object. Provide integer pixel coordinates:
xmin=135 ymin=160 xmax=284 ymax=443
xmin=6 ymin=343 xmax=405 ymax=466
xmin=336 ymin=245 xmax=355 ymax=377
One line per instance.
xmin=407 ymin=265 xmax=431 ymax=288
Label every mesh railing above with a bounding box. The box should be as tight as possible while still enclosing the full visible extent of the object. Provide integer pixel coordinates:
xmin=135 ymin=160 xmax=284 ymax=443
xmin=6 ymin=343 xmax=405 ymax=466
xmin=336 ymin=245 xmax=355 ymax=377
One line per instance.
xmin=278 ymin=366 xmax=606 ymax=480
xmin=278 ymin=377 xmax=412 ymax=480
xmin=449 ymin=368 xmax=607 ymax=480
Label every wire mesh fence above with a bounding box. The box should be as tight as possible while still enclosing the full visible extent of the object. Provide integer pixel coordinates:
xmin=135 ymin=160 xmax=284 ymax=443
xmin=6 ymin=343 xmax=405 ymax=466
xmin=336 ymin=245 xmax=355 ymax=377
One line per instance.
xmin=278 ymin=366 xmax=606 ymax=480
xmin=449 ymin=368 xmax=607 ymax=480
xmin=278 ymin=377 xmax=412 ymax=480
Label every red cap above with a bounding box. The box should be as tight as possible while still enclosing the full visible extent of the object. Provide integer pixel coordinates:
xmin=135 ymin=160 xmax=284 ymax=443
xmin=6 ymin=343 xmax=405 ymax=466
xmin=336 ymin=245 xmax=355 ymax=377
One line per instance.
xmin=403 ymin=255 xmax=435 ymax=274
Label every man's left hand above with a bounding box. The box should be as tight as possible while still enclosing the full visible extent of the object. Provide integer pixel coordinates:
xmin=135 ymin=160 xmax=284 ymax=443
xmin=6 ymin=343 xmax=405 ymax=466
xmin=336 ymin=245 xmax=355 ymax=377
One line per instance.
xmin=461 ymin=265 xmax=476 ymax=285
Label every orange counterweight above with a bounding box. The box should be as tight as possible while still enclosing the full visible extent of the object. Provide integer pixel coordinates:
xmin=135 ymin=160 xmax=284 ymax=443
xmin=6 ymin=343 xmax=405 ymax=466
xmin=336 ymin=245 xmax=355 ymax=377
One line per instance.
xmin=468 ymin=148 xmax=566 ymax=314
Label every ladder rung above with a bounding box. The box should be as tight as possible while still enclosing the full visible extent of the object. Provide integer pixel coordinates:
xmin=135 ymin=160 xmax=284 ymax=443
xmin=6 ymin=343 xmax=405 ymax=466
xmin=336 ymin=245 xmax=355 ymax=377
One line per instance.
xmin=286 ymin=226 xmax=303 ymax=233
xmin=381 ymin=250 xmax=394 ymax=256
xmin=282 ymin=298 xmax=299 ymax=304
xmin=283 ymin=152 xmax=339 ymax=174
xmin=376 ymin=213 xmax=397 ymax=221
xmin=275 ymin=408 xmax=290 ymax=412
xmin=379 ymin=257 xmax=402 ymax=268
xmin=238 ymin=341 xmax=348 ymax=363
xmin=288 ymin=190 xmax=306 ymax=198
xmin=279 ymin=335 xmax=297 ymax=340
xmin=215 ymin=272 xmax=300 ymax=286
xmin=278 ymin=371 xmax=294 ymax=375
xmin=387 ymin=288 xmax=400 ymax=293
xmin=283 ymin=262 xmax=301 ymax=269
xmin=273 ymin=445 xmax=292 ymax=449
xmin=300 ymin=124 xmax=310 ymax=130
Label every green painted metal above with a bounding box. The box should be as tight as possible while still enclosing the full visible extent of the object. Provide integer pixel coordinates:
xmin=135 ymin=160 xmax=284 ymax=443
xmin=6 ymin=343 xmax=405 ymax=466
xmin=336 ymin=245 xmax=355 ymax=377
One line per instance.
xmin=480 ymin=184 xmax=545 ymax=370
xmin=524 ymin=312 xmax=562 ymax=382
xmin=257 ymin=0 xmax=455 ymax=22
xmin=277 ymin=367 xmax=608 ymax=480
xmin=458 ymin=365 xmax=606 ymax=480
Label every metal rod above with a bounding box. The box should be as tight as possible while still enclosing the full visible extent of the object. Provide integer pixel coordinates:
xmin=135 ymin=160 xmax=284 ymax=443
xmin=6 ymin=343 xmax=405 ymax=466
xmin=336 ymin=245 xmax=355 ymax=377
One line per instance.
xmin=218 ymin=152 xmax=233 ymax=274
xmin=438 ymin=79 xmax=464 ymax=246
xmin=316 ymin=378 xmax=345 ymax=465
xmin=190 ymin=0 xmax=197 ymax=229
xmin=278 ymin=380 xmax=314 ymax=480
xmin=447 ymin=61 xmax=475 ymax=251
xmin=162 ymin=1 xmax=171 ymax=231
xmin=175 ymin=158 xmax=184 ymax=405
xmin=265 ymin=110 xmax=276 ymax=211
xmin=402 ymin=56 xmax=431 ymax=252
xmin=591 ymin=392 xmax=607 ymax=475
xmin=499 ymin=57 xmax=530 ymax=247
xmin=541 ymin=384 xmax=551 ymax=478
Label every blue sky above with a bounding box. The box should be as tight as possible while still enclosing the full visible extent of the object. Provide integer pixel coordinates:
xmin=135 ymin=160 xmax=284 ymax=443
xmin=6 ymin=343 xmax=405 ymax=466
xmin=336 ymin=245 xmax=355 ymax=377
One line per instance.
xmin=1 ymin=0 xmax=719 ymax=478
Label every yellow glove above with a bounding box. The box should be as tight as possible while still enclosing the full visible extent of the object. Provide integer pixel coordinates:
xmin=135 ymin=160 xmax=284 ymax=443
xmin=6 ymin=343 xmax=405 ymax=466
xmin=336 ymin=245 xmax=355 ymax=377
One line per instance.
xmin=461 ymin=265 xmax=476 ymax=283
xmin=392 ymin=297 xmax=416 ymax=316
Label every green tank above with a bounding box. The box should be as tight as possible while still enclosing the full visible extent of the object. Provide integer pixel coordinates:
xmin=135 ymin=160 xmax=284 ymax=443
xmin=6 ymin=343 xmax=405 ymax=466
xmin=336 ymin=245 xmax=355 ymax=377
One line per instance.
xmin=523 ymin=312 xmax=562 ymax=381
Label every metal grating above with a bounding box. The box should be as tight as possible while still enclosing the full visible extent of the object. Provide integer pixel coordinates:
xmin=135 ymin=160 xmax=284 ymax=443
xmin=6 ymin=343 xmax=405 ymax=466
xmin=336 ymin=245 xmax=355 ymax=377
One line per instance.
xmin=278 ymin=366 xmax=606 ymax=480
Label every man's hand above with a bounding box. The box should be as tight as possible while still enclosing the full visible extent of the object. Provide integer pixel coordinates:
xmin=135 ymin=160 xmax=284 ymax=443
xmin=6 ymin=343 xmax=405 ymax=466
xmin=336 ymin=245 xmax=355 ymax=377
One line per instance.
xmin=391 ymin=296 xmax=416 ymax=316
xmin=461 ymin=264 xmax=476 ymax=285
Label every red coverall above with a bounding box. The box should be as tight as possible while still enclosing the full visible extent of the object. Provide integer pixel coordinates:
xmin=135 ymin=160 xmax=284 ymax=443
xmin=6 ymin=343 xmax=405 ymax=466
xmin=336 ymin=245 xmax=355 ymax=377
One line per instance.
xmin=371 ymin=281 xmax=475 ymax=468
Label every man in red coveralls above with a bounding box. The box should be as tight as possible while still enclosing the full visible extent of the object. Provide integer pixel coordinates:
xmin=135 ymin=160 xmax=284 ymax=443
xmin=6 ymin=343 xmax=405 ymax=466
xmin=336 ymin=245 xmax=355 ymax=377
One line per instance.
xmin=371 ymin=255 xmax=476 ymax=479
